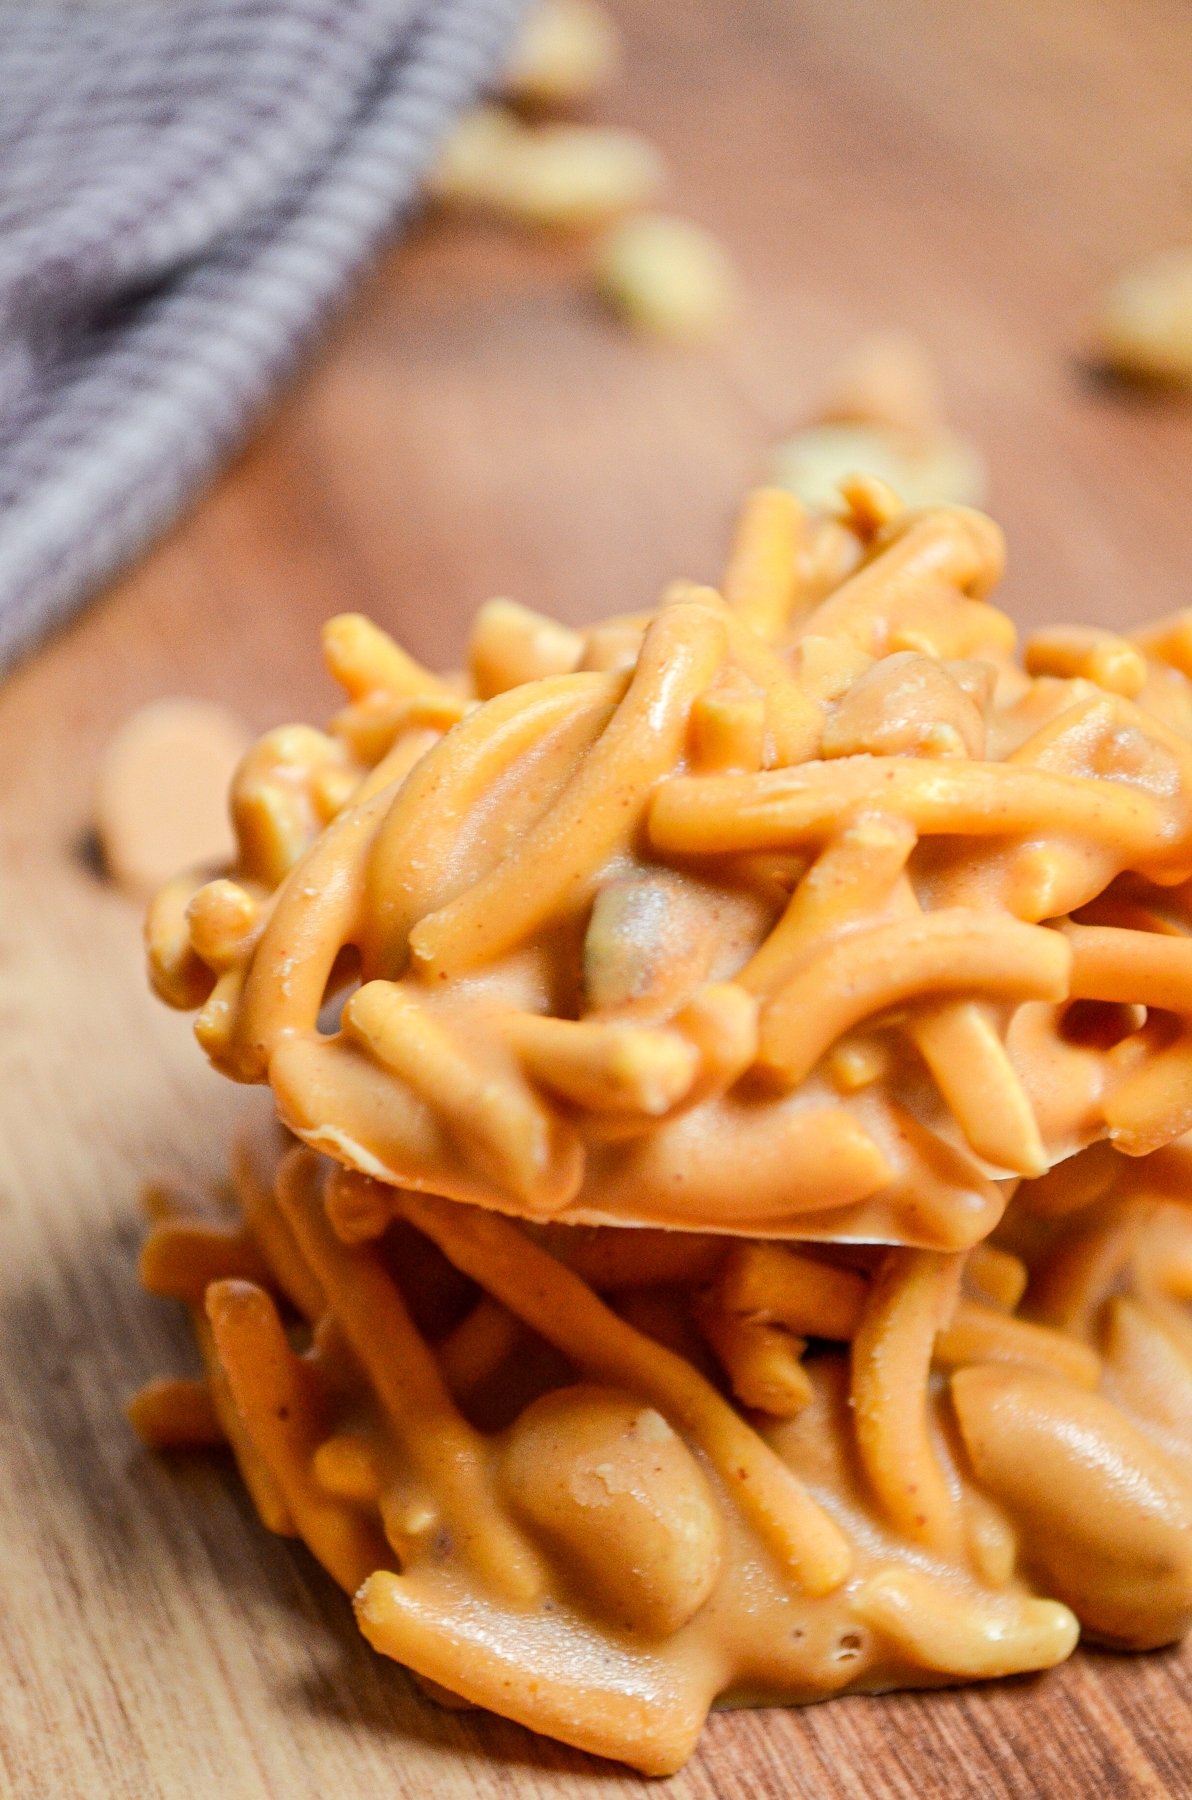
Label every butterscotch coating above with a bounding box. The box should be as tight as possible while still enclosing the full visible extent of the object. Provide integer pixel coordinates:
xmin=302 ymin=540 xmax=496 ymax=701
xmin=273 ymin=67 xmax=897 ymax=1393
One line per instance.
xmin=133 ymin=1125 xmax=1192 ymax=1773
xmin=147 ymin=490 xmax=1192 ymax=1247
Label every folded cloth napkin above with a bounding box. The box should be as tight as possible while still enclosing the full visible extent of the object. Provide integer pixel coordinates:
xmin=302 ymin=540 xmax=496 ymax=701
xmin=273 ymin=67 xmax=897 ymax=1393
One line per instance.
xmin=0 ymin=0 xmax=524 ymax=676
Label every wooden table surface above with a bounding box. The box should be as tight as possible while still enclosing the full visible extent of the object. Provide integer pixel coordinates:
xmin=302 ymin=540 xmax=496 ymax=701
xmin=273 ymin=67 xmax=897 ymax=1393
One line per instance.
xmin=4 ymin=0 xmax=1192 ymax=1794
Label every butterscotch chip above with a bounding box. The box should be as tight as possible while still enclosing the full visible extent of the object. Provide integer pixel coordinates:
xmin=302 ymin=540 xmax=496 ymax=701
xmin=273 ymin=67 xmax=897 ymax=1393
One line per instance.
xmin=96 ymin=698 xmax=249 ymax=896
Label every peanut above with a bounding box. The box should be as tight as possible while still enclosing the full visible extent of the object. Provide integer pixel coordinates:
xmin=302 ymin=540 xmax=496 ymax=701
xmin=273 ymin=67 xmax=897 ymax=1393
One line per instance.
xmin=1094 ymin=247 xmax=1192 ymax=386
xmin=500 ymin=1383 xmax=725 ymax=1636
xmin=503 ymin=0 xmax=619 ymax=108
xmin=593 ymin=213 xmax=738 ymax=345
xmin=953 ymin=1364 xmax=1192 ymax=1649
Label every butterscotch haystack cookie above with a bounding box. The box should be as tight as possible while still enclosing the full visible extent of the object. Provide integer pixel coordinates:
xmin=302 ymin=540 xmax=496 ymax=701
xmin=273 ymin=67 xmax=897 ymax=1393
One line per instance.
xmin=132 ymin=1120 xmax=1192 ymax=1772
xmin=137 ymin=480 xmax=1192 ymax=1771
xmin=151 ymin=488 xmax=1192 ymax=1241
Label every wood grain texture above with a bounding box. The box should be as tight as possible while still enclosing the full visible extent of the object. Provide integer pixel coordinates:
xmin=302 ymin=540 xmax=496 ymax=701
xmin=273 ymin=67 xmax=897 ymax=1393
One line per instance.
xmin=3 ymin=0 xmax=1192 ymax=1793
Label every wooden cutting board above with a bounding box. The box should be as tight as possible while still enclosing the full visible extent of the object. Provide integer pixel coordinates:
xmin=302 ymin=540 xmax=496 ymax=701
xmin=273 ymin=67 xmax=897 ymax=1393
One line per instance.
xmin=4 ymin=0 xmax=1192 ymax=1792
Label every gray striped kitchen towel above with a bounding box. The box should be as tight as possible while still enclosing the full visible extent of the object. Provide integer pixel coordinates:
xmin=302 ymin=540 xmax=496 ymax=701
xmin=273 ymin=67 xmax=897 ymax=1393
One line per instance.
xmin=0 ymin=0 xmax=525 ymax=677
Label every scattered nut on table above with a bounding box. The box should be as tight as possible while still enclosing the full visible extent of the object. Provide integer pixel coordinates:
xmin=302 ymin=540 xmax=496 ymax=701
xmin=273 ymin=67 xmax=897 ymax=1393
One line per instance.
xmin=814 ymin=330 xmax=946 ymax=442
xmin=430 ymin=104 xmax=523 ymax=210
xmin=592 ymin=212 xmax=739 ymax=344
xmin=96 ymin=697 xmax=249 ymax=896
xmin=1093 ymin=246 xmax=1192 ymax=386
xmin=432 ymin=105 xmax=664 ymax=229
xmin=502 ymin=0 xmax=620 ymax=109
xmin=771 ymin=330 xmax=986 ymax=511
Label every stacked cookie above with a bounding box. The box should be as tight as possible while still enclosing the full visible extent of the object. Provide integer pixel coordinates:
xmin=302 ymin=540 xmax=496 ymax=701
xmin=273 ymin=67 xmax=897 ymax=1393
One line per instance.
xmin=136 ymin=481 xmax=1192 ymax=1773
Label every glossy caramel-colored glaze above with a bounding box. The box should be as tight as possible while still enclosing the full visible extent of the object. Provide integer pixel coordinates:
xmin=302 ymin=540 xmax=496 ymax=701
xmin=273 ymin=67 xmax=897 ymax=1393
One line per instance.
xmin=147 ymin=493 xmax=1192 ymax=1248
xmin=134 ymin=1121 xmax=1192 ymax=1774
